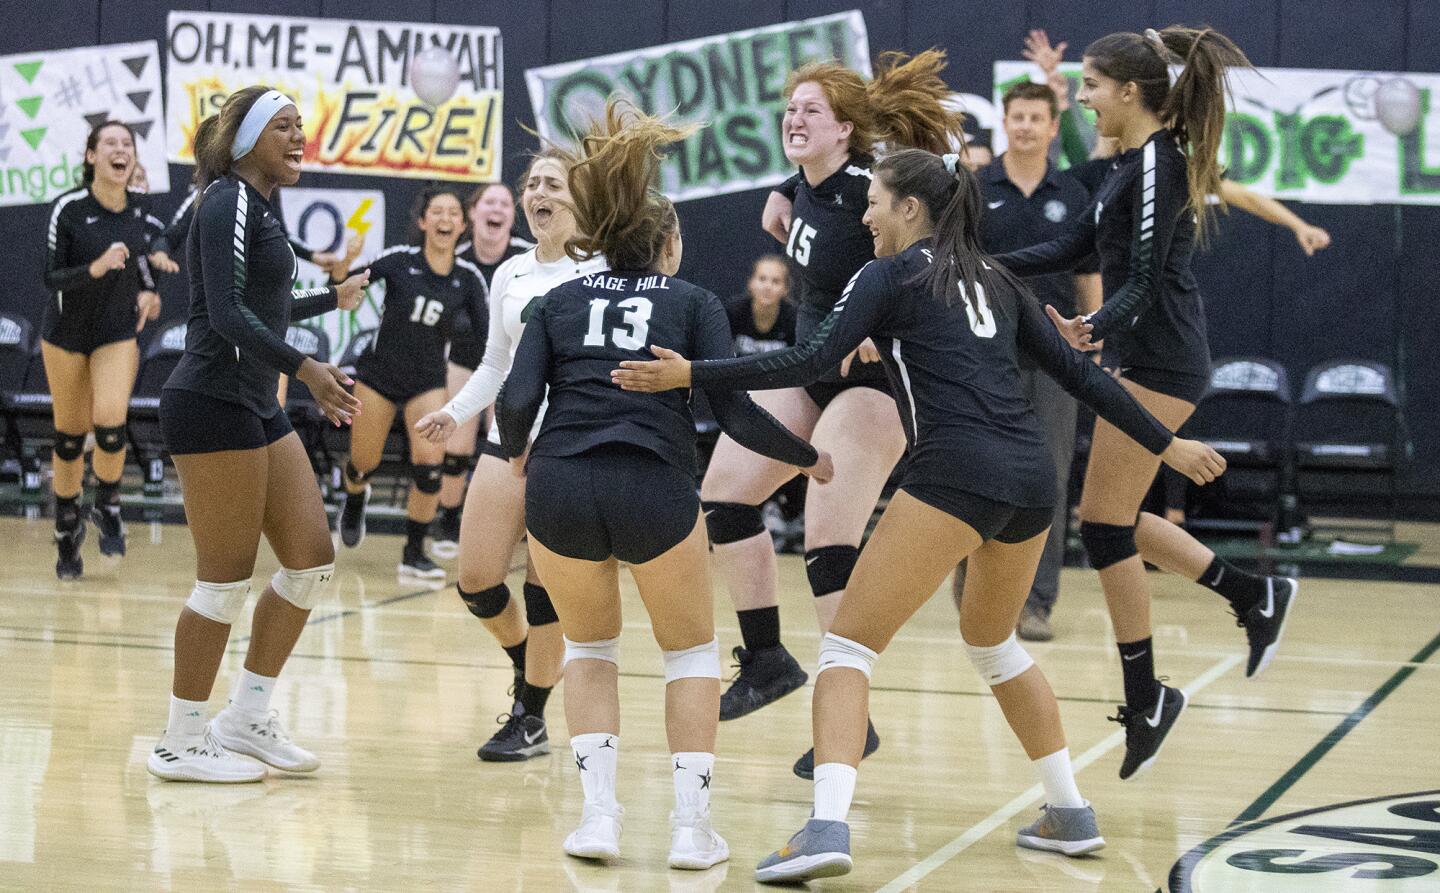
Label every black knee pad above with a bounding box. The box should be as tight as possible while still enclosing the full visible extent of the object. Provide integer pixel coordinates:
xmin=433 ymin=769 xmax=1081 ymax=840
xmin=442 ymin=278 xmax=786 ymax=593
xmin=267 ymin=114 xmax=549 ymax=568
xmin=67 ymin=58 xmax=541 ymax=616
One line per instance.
xmin=345 ymin=460 xmax=373 ymax=487
xmin=443 ymin=452 xmax=471 ymax=476
xmin=459 ymin=582 xmax=510 ymax=619
xmin=805 ymin=545 xmax=860 ymax=598
xmin=524 ymin=582 xmax=559 ymax=626
xmin=412 ymin=462 xmax=443 ymax=495
xmin=93 ymin=424 xmax=126 ymax=454
xmin=52 ymin=431 xmax=86 ymax=462
xmin=702 ymin=501 xmax=766 ymax=545
xmin=1079 ymin=521 xmax=1138 ymax=570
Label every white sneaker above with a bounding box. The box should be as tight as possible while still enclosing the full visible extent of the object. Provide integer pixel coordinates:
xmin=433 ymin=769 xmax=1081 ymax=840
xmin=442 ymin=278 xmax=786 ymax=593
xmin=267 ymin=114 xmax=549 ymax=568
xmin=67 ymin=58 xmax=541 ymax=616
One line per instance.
xmin=147 ymin=729 xmax=267 ymax=783
xmin=209 ymin=708 xmax=320 ymax=773
xmin=564 ymin=802 xmax=624 ymax=861
xmin=669 ymin=810 xmax=729 ymax=870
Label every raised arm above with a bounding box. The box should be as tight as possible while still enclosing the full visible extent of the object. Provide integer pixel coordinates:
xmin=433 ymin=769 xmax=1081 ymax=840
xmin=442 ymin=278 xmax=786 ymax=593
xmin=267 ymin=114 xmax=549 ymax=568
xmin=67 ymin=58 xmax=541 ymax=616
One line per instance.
xmin=439 ymin=257 xmax=518 ymax=425
xmin=495 ymin=302 xmax=551 ymax=458
xmin=1218 ymin=180 xmax=1331 ymax=256
xmin=290 ymin=285 xmax=338 ymax=321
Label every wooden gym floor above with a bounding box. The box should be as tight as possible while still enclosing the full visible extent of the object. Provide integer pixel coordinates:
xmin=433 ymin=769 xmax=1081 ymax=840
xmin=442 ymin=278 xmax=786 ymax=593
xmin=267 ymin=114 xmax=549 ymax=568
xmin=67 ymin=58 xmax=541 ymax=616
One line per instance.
xmin=0 ymin=515 xmax=1436 ymax=892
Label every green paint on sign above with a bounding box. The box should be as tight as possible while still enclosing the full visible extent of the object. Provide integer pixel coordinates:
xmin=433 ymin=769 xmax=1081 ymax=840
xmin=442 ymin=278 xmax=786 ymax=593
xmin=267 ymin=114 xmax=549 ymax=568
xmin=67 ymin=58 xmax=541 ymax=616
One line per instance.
xmin=14 ymin=60 xmax=42 ymax=84
xmin=20 ymin=127 xmax=45 ymax=150
xmin=16 ymin=96 xmax=42 ymax=119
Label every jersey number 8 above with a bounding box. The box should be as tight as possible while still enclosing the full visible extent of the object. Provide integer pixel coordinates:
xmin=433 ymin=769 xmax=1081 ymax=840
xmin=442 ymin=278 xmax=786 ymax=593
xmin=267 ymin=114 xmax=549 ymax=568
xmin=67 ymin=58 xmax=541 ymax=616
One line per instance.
xmin=584 ymin=297 xmax=654 ymax=350
xmin=410 ymin=297 xmax=444 ymax=326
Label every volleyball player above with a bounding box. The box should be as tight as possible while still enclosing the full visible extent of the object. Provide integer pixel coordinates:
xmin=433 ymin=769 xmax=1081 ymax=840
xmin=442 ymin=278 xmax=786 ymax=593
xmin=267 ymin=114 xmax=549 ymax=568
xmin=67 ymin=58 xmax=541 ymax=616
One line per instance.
xmin=497 ymin=99 xmax=830 ymax=869
xmin=328 ymin=189 xmax=485 ymax=584
xmin=431 ymin=183 xmax=534 ymax=559
xmin=613 ymin=149 xmax=1224 ymax=881
xmin=414 ymin=151 xmax=606 ymax=761
xmin=706 ymin=51 xmax=966 ymax=779
xmin=42 ymin=121 xmax=166 ymax=578
xmin=993 ymin=27 xmax=1297 ymax=781
xmin=147 ymin=87 xmax=369 ymax=782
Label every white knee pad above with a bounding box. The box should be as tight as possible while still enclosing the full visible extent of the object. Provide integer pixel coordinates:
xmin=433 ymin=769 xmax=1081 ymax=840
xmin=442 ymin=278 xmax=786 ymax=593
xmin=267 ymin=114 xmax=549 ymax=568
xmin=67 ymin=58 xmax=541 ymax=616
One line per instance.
xmin=564 ymin=635 xmax=620 ymax=667
xmin=270 ymin=563 xmax=335 ymax=611
xmin=817 ymin=633 xmax=878 ymax=679
xmin=964 ymin=632 xmax=1034 ymax=686
xmin=185 ymin=579 xmax=252 ymax=625
xmin=663 ymin=638 xmax=720 ymax=682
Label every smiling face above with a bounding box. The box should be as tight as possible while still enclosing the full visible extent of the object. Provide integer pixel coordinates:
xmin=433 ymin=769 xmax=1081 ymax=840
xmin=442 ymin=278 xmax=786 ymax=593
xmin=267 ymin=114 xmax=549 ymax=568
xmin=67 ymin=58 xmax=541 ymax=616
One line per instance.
xmin=521 ymin=157 xmax=576 ymax=245
xmin=87 ymin=124 xmax=135 ymax=189
xmin=862 ymin=175 xmax=918 ymax=258
xmin=244 ymin=104 xmax=305 ymax=185
xmin=1078 ymin=58 xmax=1131 ymax=140
xmin=469 ymin=183 xmax=516 ymax=239
xmin=419 ymin=193 xmax=464 ymax=251
xmin=747 ymin=258 xmax=788 ymax=308
xmin=782 ymin=81 xmax=853 ymax=167
xmin=1003 ymin=98 xmax=1059 ymax=158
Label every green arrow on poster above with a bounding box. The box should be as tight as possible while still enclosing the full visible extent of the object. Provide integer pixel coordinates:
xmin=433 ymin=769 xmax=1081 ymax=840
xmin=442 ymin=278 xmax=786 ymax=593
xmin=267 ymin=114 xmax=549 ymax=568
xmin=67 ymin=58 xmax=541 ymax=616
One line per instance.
xmin=14 ymin=60 xmax=42 ymax=84
xmin=21 ymin=127 xmax=45 ymax=149
xmin=16 ymin=96 xmax=42 ymax=119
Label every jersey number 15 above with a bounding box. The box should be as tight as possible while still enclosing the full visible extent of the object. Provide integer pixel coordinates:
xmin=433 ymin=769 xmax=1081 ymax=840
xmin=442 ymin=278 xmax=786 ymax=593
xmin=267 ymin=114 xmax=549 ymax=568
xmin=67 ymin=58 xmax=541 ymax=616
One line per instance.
xmin=584 ymin=297 xmax=654 ymax=350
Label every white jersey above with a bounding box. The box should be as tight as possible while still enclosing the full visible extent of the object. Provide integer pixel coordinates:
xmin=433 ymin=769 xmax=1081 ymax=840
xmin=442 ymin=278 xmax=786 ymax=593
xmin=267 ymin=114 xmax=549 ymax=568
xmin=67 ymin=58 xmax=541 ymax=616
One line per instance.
xmin=440 ymin=247 xmax=608 ymax=444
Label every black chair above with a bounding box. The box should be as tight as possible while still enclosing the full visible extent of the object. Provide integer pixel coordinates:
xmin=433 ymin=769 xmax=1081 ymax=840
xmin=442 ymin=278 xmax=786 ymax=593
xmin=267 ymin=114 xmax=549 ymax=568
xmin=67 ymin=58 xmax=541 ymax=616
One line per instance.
xmin=0 ymin=314 xmax=36 ymax=482
xmin=128 ymin=322 xmax=188 ymax=494
xmin=1291 ymin=359 xmax=1404 ymax=541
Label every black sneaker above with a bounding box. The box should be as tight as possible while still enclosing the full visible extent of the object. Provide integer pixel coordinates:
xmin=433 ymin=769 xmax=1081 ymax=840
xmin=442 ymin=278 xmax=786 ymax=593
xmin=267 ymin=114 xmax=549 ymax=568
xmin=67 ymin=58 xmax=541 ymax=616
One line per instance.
xmin=398 ymin=547 xmax=447 ymax=582
xmin=1237 ymin=577 xmax=1298 ymax=678
xmin=793 ymin=719 xmax=880 ymax=780
xmin=1110 ymin=681 xmax=1187 ymax=781
xmin=55 ymin=521 xmax=86 ymax=580
xmin=430 ymin=507 xmax=461 ymax=560
xmin=478 ymin=710 xmax=550 ymax=762
xmin=719 ymin=644 xmax=809 ymax=721
xmin=337 ymin=486 xmax=369 ymax=548
xmin=91 ymin=504 xmax=126 ymax=556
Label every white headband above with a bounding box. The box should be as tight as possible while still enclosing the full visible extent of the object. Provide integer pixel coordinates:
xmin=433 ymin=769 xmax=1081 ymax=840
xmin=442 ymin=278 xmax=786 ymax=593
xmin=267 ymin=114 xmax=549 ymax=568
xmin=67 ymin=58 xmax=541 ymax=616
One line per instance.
xmin=231 ymin=90 xmax=295 ymax=161
xmin=942 ymin=152 xmax=961 ymax=175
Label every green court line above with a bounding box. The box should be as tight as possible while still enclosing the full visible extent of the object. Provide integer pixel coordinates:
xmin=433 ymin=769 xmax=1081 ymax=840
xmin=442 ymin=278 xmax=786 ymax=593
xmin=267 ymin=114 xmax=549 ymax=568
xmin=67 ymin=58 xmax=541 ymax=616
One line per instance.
xmin=1231 ymin=627 xmax=1440 ymax=824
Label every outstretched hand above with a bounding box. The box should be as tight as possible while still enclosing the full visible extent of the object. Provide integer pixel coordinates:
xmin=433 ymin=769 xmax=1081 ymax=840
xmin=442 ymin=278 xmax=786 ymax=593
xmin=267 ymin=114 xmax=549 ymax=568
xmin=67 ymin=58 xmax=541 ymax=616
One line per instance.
xmin=1162 ymin=437 xmax=1227 ymax=486
xmin=612 ymin=345 xmax=693 ymax=392
xmin=1046 ymin=304 xmax=1098 ymax=352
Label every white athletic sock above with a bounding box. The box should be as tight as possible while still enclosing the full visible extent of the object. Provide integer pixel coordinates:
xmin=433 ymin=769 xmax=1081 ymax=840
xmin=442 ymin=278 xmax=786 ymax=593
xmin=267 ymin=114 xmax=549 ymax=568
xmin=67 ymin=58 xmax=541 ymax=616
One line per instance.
xmin=812 ymin=762 xmax=857 ymax=823
xmin=671 ymin=751 xmax=715 ymax=816
xmin=167 ymin=694 xmax=208 ymax=741
xmin=571 ymin=733 xmax=619 ymax=810
xmin=229 ymin=668 xmax=277 ymax=716
xmin=1035 ymin=747 xmax=1085 ymax=808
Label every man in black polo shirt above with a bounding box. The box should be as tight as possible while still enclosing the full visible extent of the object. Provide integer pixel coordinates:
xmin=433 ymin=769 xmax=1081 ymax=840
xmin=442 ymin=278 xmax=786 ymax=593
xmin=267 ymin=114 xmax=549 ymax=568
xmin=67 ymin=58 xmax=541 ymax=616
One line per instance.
xmin=953 ymin=81 xmax=1101 ymax=642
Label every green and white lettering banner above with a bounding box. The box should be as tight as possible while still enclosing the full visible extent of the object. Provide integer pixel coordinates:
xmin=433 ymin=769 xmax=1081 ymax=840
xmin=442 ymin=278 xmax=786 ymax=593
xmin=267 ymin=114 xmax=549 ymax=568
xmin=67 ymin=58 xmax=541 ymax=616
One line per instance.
xmin=995 ymin=61 xmax=1440 ymax=206
xmin=525 ymin=11 xmax=870 ymax=203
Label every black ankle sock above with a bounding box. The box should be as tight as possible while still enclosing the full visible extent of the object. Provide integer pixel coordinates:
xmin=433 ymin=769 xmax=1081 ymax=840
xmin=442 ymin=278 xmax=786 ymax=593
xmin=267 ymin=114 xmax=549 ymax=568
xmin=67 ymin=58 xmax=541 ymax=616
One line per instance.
xmin=55 ymin=495 xmax=80 ymax=531
xmin=440 ymin=504 xmax=461 ymax=525
xmin=737 ymin=606 xmax=781 ymax=651
xmin=95 ymin=479 xmax=121 ymax=510
xmin=405 ymin=519 xmax=427 ymax=552
xmin=519 ymin=683 xmax=551 ymax=717
xmin=1117 ymin=637 xmax=1160 ymax=712
xmin=503 ymin=638 xmax=528 ymax=672
xmin=1198 ymin=556 xmax=1265 ymax=614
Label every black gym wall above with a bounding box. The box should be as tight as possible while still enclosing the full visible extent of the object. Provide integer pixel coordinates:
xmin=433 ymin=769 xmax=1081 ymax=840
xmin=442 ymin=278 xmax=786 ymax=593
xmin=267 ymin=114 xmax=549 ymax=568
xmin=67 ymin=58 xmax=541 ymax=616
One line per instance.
xmin=1 ymin=0 xmax=1436 ymax=499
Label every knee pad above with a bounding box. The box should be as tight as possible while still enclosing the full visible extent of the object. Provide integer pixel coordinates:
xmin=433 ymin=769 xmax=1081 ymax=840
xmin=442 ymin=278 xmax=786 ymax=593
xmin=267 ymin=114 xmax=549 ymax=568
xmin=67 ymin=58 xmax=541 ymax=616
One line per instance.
xmin=443 ymin=452 xmax=472 ymax=476
xmin=663 ymin=638 xmax=720 ymax=682
xmin=345 ymin=461 xmax=373 ymax=487
xmin=1079 ymin=521 xmax=1138 ymax=571
xmin=805 ymin=545 xmax=859 ymax=598
xmin=186 ymin=579 xmax=252 ymax=625
xmin=93 ymin=424 xmax=126 ymax=454
xmin=963 ymin=632 xmax=1034 ymax=686
xmin=52 ymin=431 xmax=86 ymax=462
xmin=524 ymin=582 xmax=559 ymax=626
xmin=817 ymin=632 xmax=878 ymax=679
xmin=459 ymin=582 xmax=510 ymax=619
xmin=270 ymin=563 xmax=335 ymax=611
xmin=564 ymin=635 xmax=620 ymax=668
xmin=702 ymin=501 xmax=765 ymax=545
xmin=411 ymin=462 xmax=443 ymax=495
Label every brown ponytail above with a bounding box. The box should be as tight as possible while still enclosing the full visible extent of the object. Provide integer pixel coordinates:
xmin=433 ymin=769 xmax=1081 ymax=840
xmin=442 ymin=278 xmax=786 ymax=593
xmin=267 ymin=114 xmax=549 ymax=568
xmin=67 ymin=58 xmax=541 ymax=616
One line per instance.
xmin=192 ymin=86 xmax=269 ymax=203
xmin=867 ymin=50 xmax=967 ymax=154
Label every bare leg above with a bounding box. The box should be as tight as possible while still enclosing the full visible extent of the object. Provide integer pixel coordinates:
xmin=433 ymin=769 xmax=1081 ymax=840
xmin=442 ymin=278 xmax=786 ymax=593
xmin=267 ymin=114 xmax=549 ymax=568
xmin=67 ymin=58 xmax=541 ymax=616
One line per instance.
xmin=87 ymin=339 xmax=139 ymax=485
xmin=40 ymin=341 xmax=92 ymax=500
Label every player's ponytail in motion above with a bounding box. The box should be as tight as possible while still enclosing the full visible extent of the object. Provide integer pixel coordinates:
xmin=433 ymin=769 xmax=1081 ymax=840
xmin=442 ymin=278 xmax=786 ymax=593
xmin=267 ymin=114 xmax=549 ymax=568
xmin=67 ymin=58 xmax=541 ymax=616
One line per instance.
xmin=191 ymin=85 xmax=269 ymax=201
xmin=563 ymin=98 xmax=697 ymax=272
xmin=1085 ymin=26 xmax=1251 ymax=231
xmin=188 ymin=115 xmax=221 ymax=189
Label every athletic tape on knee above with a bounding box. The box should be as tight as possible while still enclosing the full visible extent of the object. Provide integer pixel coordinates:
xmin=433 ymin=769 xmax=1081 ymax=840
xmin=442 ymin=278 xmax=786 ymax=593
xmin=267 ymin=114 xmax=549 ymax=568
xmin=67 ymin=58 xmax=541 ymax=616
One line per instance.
xmin=523 ymin=582 xmax=559 ymax=626
xmin=702 ymin=501 xmax=765 ymax=545
xmin=345 ymin=460 xmax=373 ymax=486
xmin=817 ymin=632 xmax=878 ymax=679
xmin=805 ymin=545 xmax=859 ymax=598
xmin=1079 ymin=521 xmax=1138 ymax=571
xmin=459 ymin=582 xmax=510 ymax=619
xmin=93 ymin=424 xmax=126 ymax=454
xmin=185 ymin=579 xmax=252 ymax=625
xmin=442 ymin=452 xmax=471 ymax=476
xmin=52 ymin=431 xmax=86 ymax=462
xmin=411 ymin=463 xmax=443 ymax=495
xmin=270 ymin=563 xmax=334 ymax=611
xmin=963 ymin=632 xmax=1034 ymax=686
xmin=662 ymin=638 xmax=721 ymax=682
xmin=564 ymin=635 xmax=620 ymax=667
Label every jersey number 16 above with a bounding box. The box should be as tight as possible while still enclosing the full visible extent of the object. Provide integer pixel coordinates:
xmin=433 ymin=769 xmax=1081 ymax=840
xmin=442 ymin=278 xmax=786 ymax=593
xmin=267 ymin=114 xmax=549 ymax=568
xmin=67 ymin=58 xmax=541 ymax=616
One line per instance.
xmin=584 ymin=297 xmax=654 ymax=350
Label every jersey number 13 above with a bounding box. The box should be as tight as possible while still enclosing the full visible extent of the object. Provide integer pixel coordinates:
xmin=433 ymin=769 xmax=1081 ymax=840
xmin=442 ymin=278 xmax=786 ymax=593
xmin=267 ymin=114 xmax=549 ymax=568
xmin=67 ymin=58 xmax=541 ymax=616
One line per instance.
xmin=584 ymin=297 xmax=654 ymax=350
